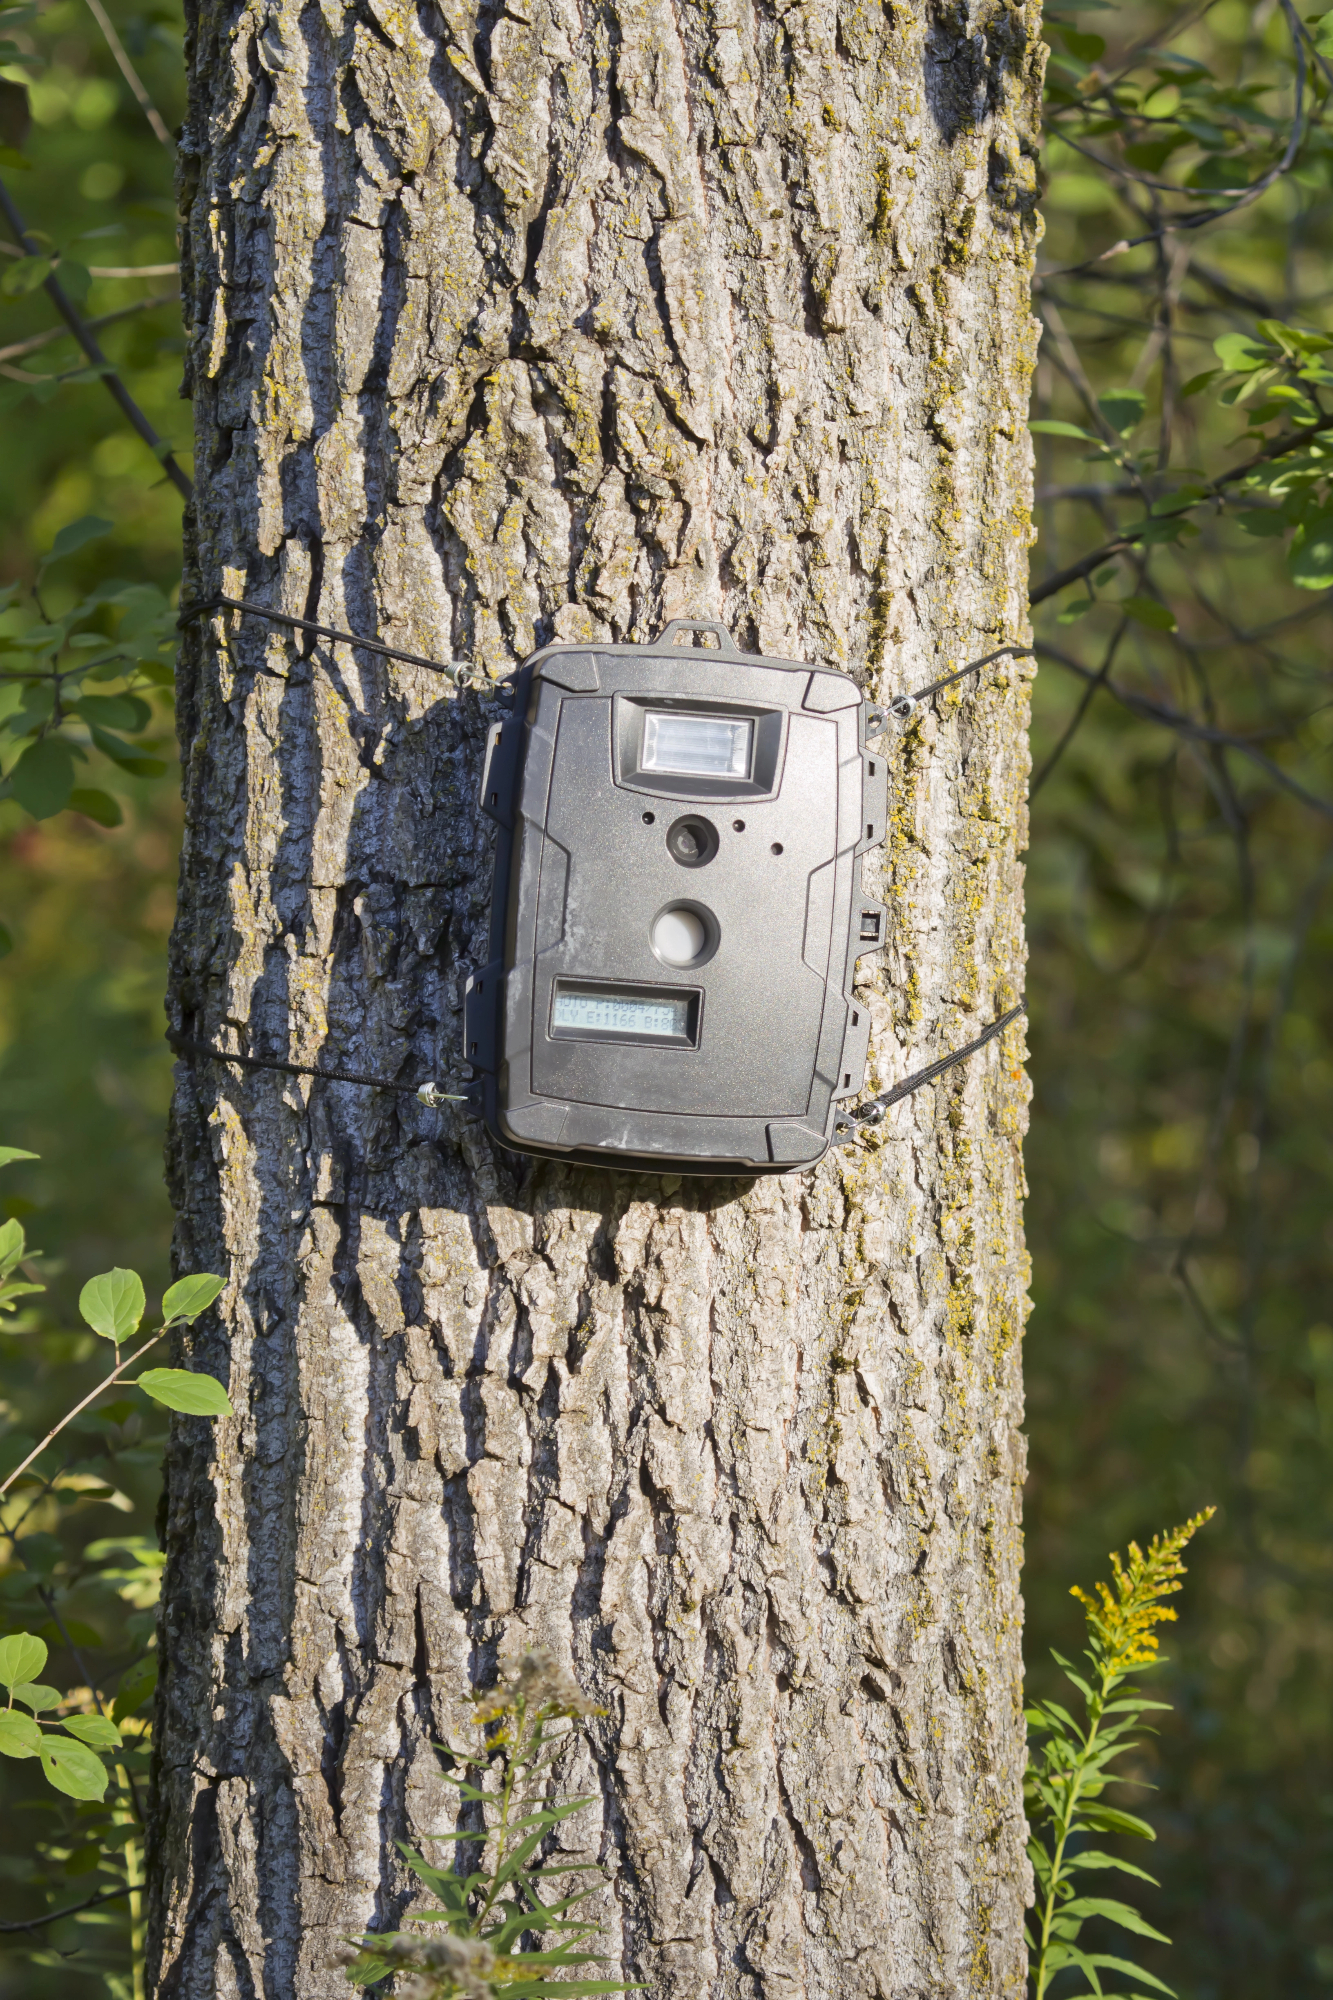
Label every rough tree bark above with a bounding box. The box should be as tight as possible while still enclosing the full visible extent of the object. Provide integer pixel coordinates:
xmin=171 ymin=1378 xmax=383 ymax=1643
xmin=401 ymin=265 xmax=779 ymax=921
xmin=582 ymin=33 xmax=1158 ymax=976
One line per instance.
xmin=152 ymin=0 xmax=1042 ymax=1993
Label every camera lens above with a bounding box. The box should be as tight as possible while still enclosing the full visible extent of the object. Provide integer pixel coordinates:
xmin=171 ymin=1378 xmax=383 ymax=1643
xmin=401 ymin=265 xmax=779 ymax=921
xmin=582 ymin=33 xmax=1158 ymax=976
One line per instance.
xmin=665 ymin=815 xmax=718 ymax=868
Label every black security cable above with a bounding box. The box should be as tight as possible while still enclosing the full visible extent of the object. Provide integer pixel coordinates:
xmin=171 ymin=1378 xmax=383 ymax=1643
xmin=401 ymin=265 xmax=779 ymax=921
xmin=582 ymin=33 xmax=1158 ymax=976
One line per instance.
xmin=179 ymin=594 xmax=1032 ymax=717
xmin=166 ymin=1029 xmax=470 ymax=1106
xmin=177 ymin=594 xmax=482 ymax=681
xmin=834 ymin=1001 xmax=1027 ymax=1142
xmin=169 ymin=1005 xmax=1026 ymax=1140
xmin=885 ymin=644 xmax=1037 ymax=725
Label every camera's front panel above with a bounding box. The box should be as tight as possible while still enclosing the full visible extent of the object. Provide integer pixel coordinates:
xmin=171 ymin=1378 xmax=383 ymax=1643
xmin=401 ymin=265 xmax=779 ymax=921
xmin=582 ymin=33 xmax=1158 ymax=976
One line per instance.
xmin=472 ymin=640 xmax=883 ymax=1173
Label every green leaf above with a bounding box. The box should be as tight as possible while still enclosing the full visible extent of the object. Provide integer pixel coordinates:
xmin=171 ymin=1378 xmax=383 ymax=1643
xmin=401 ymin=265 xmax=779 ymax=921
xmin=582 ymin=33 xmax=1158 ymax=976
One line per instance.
xmin=1235 ymin=509 xmax=1288 ymax=538
xmin=1079 ymin=1803 xmax=1157 ymax=1840
xmin=1150 ymin=483 xmax=1208 ymax=517
xmin=1257 ymin=318 xmax=1333 ymax=358
xmin=0 ymin=1709 xmax=42 ymax=1758
xmin=79 ymin=1267 xmax=145 ymax=1343
xmin=1124 ymin=134 xmax=1191 ymax=173
xmin=0 ymin=926 xmax=13 ymax=959
xmin=40 ymin=515 xmax=113 ymax=570
xmin=1072 ymin=1953 xmax=1175 ymax=1996
xmin=1059 ymin=26 xmax=1105 ymax=58
xmin=0 ymin=1216 xmax=24 ymax=1277
xmin=1213 ymin=332 xmax=1269 ymax=372
xmin=73 ymin=692 xmax=151 ymax=733
xmin=161 ymin=1273 xmax=226 ymax=1324
xmin=0 ymin=1149 xmax=37 ymax=1169
xmin=55 ymin=259 xmax=91 ymax=306
xmin=112 ymin=1653 xmax=156 ymax=1724
xmin=40 ymin=1734 xmax=109 ymax=1800
xmin=0 ymin=253 xmax=49 ymax=296
xmin=68 ymin=787 xmax=123 ymax=827
xmin=1030 ymin=419 xmax=1103 ymax=442
xmin=1061 ymin=1895 xmax=1171 ymax=1941
xmin=62 ymin=1713 xmax=123 ymax=1749
xmin=135 ymin=1368 xmax=233 ymax=1417
xmin=11 ymin=1681 xmax=61 ymax=1711
xmin=87 ymin=723 xmax=166 ymax=775
xmin=0 ymin=1278 xmax=43 ymax=1311
xmin=1181 ymin=369 xmax=1219 ymax=398
xmin=1098 ymin=389 xmax=1146 ymax=437
xmin=9 ymin=736 xmax=74 ymax=819
xmin=1120 ymin=596 xmax=1177 ymax=632
xmin=344 ymin=1950 xmax=397 ymax=1988
xmin=1289 ymin=517 xmax=1333 ymax=589
xmin=0 ymin=1632 xmax=48 ymax=1687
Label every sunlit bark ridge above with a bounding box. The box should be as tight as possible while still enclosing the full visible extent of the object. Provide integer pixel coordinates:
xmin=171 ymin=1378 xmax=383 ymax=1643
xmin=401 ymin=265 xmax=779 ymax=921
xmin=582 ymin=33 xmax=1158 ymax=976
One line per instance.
xmin=152 ymin=0 xmax=1043 ymax=1992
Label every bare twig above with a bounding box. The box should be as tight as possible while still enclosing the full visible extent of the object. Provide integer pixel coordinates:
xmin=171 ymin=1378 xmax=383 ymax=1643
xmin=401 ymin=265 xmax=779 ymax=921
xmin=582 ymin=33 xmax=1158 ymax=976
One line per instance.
xmin=0 ymin=1329 xmax=168 ymax=1501
xmin=1031 ymin=615 xmax=1130 ymax=797
xmin=1036 ymin=642 xmax=1333 ymax=820
xmin=0 ymin=1886 xmax=132 ymax=1934
xmin=1029 ymin=411 xmax=1333 ymax=606
xmin=0 ymin=243 xmax=179 ymax=276
xmin=0 ymin=293 xmax=177 ymax=367
xmin=0 ymin=182 xmax=191 ymax=501
xmin=80 ymin=0 xmax=174 ymax=148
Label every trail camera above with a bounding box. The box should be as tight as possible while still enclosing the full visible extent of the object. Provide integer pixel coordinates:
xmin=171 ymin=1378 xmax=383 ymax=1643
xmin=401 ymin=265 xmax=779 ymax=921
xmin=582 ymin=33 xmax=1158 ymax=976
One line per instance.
xmin=463 ymin=618 xmax=887 ymax=1174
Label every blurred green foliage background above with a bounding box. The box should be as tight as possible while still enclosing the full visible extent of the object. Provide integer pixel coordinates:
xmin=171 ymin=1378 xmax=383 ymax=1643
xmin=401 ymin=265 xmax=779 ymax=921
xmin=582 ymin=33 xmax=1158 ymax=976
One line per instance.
xmin=1 ymin=0 xmax=1332 ymax=1992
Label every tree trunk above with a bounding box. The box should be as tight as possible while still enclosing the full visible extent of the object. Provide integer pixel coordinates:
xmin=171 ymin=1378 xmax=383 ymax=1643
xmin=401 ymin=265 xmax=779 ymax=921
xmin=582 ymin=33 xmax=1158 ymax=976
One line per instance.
xmin=153 ymin=0 xmax=1042 ymax=1992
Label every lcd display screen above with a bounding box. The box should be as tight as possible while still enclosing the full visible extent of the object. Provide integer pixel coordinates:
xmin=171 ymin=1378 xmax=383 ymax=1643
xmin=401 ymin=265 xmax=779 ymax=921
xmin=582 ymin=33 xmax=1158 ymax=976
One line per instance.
xmin=641 ymin=711 xmax=753 ymax=779
xmin=551 ymin=984 xmax=696 ymax=1043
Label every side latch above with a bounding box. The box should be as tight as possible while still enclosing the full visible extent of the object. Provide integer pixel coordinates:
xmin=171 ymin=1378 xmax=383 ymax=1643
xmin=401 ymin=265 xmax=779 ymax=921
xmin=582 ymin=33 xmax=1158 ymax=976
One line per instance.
xmin=479 ymin=716 xmax=523 ymax=828
xmin=462 ymin=959 xmax=504 ymax=1074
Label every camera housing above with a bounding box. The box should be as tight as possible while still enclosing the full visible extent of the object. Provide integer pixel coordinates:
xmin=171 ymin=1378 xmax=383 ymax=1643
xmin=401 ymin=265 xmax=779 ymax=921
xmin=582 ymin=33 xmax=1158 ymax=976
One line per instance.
xmin=464 ymin=619 xmax=887 ymax=1174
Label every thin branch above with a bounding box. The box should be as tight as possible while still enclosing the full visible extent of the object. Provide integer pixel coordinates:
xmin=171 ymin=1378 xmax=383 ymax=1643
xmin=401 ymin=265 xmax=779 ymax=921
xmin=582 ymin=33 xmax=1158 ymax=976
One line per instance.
xmin=1031 ymin=615 xmax=1130 ymax=797
xmin=0 ymin=1885 xmax=131 ymax=1933
xmin=0 ymin=293 xmax=177 ymax=367
xmin=1029 ymin=412 xmax=1333 ymax=606
xmin=0 ymin=181 xmax=191 ymax=502
xmin=0 ymin=243 xmax=180 ymax=276
xmin=83 ymin=262 xmax=179 ymax=279
xmin=80 ymin=0 xmax=174 ymax=149
xmin=0 ymin=1329 xmax=167 ymax=1500
xmin=1036 ymin=642 xmax=1333 ymax=820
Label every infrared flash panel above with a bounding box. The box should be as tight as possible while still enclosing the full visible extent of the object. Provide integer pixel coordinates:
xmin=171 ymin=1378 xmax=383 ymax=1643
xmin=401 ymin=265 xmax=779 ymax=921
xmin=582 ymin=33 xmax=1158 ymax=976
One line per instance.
xmin=464 ymin=618 xmax=888 ymax=1175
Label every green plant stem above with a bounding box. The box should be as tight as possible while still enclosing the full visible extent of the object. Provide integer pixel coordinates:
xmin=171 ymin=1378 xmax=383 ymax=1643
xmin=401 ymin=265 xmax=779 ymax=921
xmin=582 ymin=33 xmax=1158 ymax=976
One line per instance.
xmin=120 ymin=1802 xmax=144 ymax=2000
xmin=478 ymin=1716 xmax=522 ymax=1935
xmin=1032 ymin=1662 xmax=1114 ymax=2000
xmin=0 ymin=1326 xmax=167 ymax=1500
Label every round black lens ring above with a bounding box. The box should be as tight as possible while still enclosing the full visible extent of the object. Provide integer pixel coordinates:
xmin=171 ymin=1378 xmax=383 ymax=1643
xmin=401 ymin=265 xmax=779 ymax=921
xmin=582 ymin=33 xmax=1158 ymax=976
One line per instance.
xmin=665 ymin=814 xmax=719 ymax=868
